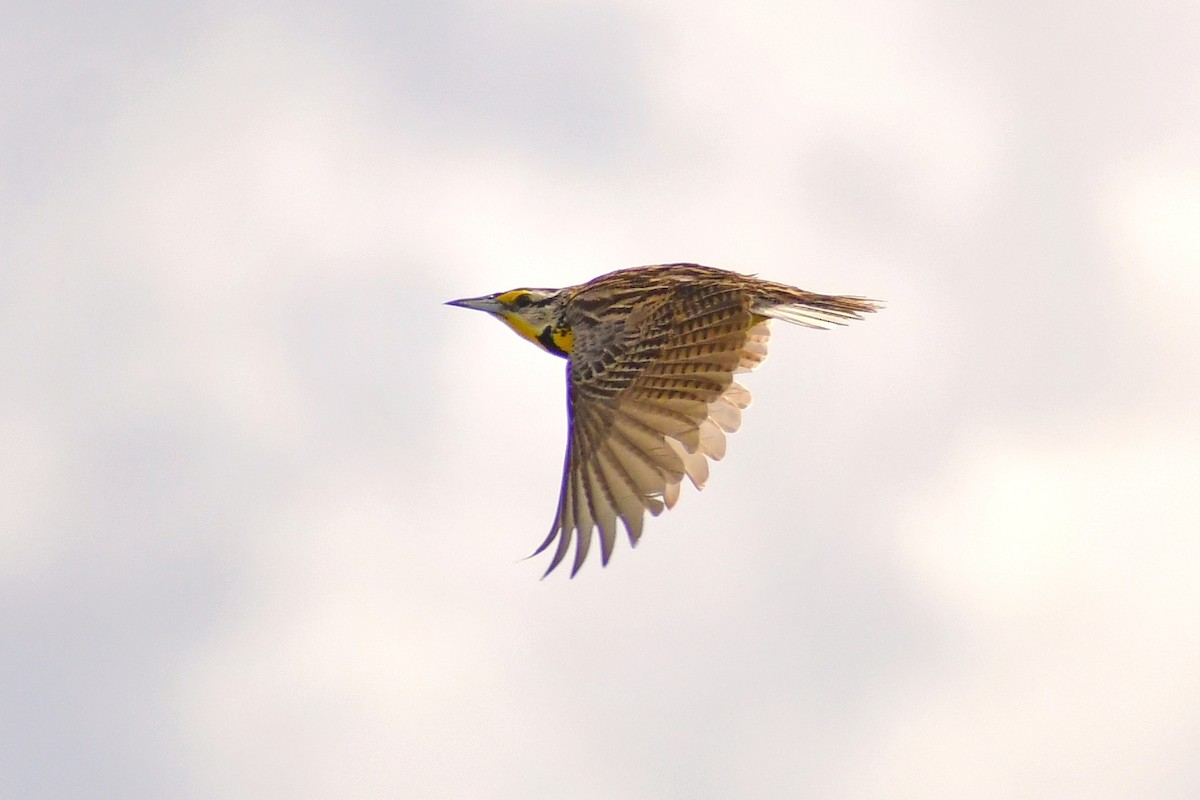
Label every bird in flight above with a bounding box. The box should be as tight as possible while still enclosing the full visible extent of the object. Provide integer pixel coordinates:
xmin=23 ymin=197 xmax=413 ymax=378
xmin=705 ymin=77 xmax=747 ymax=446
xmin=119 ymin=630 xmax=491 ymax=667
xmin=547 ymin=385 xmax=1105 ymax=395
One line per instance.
xmin=447 ymin=263 xmax=880 ymax=577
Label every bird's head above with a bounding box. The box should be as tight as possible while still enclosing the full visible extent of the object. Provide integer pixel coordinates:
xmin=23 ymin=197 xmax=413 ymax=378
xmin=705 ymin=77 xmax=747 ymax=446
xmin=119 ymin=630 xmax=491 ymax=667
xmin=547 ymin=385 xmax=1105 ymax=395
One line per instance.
xmin=446 ymin=287 xmax=574 ymax=356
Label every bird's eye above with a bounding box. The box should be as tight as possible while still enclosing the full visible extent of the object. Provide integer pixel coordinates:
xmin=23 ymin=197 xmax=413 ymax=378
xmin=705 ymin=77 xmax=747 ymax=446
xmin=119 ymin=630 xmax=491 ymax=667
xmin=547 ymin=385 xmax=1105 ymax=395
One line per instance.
xmin=513 ymin=293 xmax=533 ymax=308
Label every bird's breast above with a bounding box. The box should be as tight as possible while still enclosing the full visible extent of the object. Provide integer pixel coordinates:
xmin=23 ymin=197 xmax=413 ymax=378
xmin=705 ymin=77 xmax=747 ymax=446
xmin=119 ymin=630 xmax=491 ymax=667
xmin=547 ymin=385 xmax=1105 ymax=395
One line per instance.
xmin=537 ymin=325 xmax=574 ymax=357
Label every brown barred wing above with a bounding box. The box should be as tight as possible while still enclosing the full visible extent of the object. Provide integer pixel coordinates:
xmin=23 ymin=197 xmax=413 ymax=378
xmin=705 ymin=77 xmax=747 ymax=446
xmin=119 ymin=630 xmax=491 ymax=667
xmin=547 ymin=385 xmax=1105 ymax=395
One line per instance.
xmin=531 ymin=284 xmax=770 ymax=577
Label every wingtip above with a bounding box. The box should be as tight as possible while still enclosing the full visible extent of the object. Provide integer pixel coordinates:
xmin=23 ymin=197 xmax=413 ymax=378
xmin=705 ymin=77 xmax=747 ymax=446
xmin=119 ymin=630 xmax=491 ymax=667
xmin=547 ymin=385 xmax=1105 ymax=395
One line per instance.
xmin=538 ymin=553 xmax=567 ymax=580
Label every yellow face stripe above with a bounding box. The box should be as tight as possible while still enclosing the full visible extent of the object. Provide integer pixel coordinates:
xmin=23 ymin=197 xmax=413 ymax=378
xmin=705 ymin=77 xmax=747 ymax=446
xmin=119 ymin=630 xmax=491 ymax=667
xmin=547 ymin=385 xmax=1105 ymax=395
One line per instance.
xmin=490 ymin=289 xmax=573 ymax=357
xmin=496 ymin=290 xmax=531 ymax=305
xmin=497 ymin=312 xmax=574 ymax=356
xmin=497 ymin=311 xmax=544 ymax=347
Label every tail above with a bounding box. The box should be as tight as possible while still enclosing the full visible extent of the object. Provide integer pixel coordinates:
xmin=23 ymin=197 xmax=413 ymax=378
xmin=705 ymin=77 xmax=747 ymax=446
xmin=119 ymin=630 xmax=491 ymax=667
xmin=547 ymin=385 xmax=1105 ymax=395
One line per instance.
xmin=751 ymin=286 xmax=882 ymax=329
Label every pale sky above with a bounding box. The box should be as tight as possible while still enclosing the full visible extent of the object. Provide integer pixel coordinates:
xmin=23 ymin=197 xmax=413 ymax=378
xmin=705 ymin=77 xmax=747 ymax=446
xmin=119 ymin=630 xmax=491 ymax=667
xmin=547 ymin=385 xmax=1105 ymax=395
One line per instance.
xmin=3 ymin=1 xmax=1200 ymax=797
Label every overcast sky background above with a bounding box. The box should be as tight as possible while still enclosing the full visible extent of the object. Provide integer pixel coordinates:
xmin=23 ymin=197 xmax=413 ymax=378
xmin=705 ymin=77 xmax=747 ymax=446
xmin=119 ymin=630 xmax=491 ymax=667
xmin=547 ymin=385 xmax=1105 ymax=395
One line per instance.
xmin=4 ymin=1 xmax=1200 ymax=797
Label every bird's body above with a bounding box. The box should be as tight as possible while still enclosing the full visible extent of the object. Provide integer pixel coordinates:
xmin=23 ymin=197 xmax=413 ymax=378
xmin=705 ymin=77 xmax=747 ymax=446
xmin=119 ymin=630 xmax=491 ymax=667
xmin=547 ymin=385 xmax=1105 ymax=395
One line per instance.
xmin=447 ymin=263 xmax=880 ymax=577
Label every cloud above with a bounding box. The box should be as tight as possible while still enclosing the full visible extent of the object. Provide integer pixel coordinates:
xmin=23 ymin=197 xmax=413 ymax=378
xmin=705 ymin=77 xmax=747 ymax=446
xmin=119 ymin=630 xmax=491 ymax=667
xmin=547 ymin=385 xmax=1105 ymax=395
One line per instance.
xmin=4 ymin=1 xmax=1199 ymax=797
xmin=880 ymin=415 xmax=1200 ymax=798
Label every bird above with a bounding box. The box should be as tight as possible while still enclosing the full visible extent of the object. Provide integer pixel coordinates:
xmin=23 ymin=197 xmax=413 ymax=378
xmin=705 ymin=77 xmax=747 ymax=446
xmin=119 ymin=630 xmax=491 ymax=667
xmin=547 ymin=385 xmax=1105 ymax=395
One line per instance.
xmin=446 ymin=263 xmax=880 ymax=577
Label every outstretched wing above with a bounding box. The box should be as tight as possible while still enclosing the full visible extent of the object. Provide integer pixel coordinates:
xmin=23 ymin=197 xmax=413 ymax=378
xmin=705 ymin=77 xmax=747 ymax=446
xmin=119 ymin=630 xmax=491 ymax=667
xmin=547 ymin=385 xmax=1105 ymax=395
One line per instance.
xmin=531 ymin=284 xmax=771 ymax=577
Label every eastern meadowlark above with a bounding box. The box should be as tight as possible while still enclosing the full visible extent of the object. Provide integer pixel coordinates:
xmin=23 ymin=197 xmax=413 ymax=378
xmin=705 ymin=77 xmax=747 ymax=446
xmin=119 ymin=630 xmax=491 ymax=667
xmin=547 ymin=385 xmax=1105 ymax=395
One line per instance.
xmin=447 ymin=263 xmax=880 ymax=577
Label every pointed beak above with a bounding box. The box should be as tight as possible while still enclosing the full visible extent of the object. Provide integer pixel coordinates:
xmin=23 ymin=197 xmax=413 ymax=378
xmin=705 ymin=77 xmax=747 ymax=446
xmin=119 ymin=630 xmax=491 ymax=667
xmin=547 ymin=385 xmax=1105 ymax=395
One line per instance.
xmin=445 ymin=295 xmax=504 ymax=314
